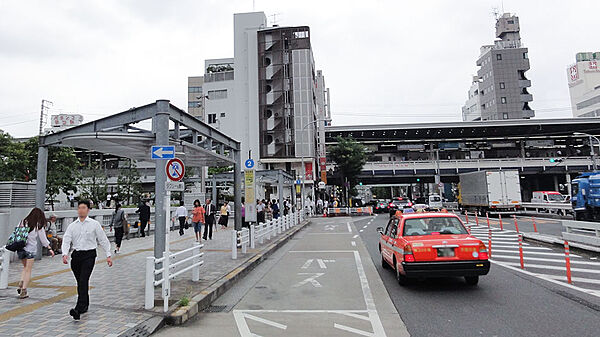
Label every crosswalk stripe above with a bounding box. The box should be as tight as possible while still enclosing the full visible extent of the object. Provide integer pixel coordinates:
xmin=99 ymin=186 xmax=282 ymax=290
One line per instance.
xmin=541 ymin=274 xmax=600 ymax=285
xmin=492 ymin=245 xmax=550 ymax=250
xmin=500 ymin=262 xmax=600 ymax=274
xmin=492 ymin=249 xmax=580 ymax=257
xmin=491 ymin=254 xmax=600 ymax=266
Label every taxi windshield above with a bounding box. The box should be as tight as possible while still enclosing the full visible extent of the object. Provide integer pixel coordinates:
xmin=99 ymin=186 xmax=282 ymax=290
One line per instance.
xmin=403 ymin=217 xmax=467 ymax=236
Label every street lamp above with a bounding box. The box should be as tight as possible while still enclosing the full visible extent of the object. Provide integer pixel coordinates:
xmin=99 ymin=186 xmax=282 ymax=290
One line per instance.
xmin=573 ymin=132 xmax=600 ymax=171
xmin=300 ymin=118 xmax=321 ymax=215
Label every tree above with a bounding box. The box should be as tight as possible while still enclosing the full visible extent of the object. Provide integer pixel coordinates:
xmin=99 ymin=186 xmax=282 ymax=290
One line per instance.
xmin=78 ymin=162 xmax=108 ymax=208
xmin=328 ymin=136 xmax=367 ymax=205
xmin=23 ymin=137 xmax=81 ymax=210
xmin=0 ymin=130 xmax=30 ymax=181
xmin=116 ymin=159 xmax=142 ymax=206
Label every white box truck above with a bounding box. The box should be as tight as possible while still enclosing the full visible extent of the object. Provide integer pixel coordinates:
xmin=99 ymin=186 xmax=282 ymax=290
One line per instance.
xmin=459 ymin=170 xmax=522 ymax=213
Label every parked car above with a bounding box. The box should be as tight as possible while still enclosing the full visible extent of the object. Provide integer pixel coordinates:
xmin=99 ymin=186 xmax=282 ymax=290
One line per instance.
xmin=377 ymin=212 xmax=490 ymax=286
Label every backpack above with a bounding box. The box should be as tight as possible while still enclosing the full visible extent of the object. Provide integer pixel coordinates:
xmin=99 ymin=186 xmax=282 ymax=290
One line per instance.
xmin=6 ymin=222 xmax=29 ymax=252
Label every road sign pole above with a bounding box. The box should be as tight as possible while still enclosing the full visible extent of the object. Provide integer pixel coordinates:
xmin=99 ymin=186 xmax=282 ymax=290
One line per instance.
xmin=163 ymin=190 xmax=171 ymax=312
xmin=153 ymin=101 xmax=169 ymax=264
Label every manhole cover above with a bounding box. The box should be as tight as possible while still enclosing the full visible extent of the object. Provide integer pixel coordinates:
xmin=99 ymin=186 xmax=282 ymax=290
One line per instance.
xmin=204 ymin=305 xmax=228 ymax=312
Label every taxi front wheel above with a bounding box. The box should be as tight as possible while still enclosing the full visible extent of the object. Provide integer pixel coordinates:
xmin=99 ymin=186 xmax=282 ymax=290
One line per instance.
xmin=465 ymin=276 xmax=479 ymax=286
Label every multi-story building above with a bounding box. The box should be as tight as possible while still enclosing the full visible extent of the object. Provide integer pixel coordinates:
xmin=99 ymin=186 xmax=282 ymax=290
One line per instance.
xmin=187 ymin=76 xmax=204 ymax=120
xmin=194 ymin=12 xmax=329 ymax=202
xmin=461 ymin=76 xmax=483 ymax=121
xmin=462 ymin=13 xmax=534 ymax=121
xmin=567 ymin=52 xmax=600 ymax=117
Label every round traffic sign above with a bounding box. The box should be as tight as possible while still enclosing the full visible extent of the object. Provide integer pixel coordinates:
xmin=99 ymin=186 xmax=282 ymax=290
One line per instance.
xmin=166 ymin=158 xmax=185 ymax=182
xmin=245 ymin=159 xmax=255 ymax=169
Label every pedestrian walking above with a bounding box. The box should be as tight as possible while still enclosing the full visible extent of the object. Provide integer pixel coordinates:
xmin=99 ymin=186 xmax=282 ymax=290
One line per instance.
xmin=136 ymin=199 xmax=151 ymax=237
xmin=110 ymin=204 xmax=126 ymax=254
xmin=219 ymin=201 xmax=231 ymax=229
xmin=15 ymin=208 xmax=54 ymax=299
xmin=316 ymin=198 xmax=323 ymax=214
xmin=175 ymin=201 xmax=188 ymax=236
xmin=272 ymin=199 xmax=280 ymax=219
xmin=62 ymin=200 xmax=112 ymax=320
xmin=191 ymin=199 xmax=205 ymax=242
xmin=203 ymin=199 xmax=216 ymax=240
xmin=257 ymin=199 xmax=265 ymax=223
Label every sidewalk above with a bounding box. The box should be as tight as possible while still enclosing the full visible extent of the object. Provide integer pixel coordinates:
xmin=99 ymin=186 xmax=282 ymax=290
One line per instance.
xmin=0 ymin=219 xmax=305 ymax=337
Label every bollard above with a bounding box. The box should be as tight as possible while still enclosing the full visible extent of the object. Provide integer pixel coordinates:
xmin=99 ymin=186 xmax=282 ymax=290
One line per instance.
xmin=241 ymin=228 xmax=248 ymax=254
xmin=486 ymin=212 xmax=490 ymax=229
xmin=250 ymin=225 xmax=256 ymax=249
xmin=231 ymin=230 xmax=238 ymax=260
xmin=513 ymin=215 xmax=520 ymax=233
xmin=518 ymin=234 xmax=524 ymax=269
xmin=192 ymin=242 xmax=200 ymax=282
xmin=0 ymin=248 xmax=10 ymax=290
xmin=260 ymin=223 xmax=265 ymax=244
xmin=499 ymin=213 xmax=504 ymax=231
xmin=475 ymin=212 xmax=479 ymax=226
xmin=465 ymin=211 xmax=469 ymax=224
xmin=488 ymin=226 xmax=492 ymax=259
xmin=564 ymin=241 xmax=572 ymax=284
xmin=532 ymin=216 xmax=538 ymax=233
xmin=162 ymin=251 xmax=170 ymax=313
xmin=145 ymin=256 xmax=155 ymax=309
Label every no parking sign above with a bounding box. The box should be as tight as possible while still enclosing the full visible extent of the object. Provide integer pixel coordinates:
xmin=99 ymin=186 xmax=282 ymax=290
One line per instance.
xmin=166 ymin=158 xmax=185 ymax=182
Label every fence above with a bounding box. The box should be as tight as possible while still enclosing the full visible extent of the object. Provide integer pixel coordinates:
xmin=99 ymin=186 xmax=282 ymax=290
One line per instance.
xmin=0 ymin=246 xmax=9 ymax=289
xmin=232 ymin=211 xmax=303 ymax=259
xmin=562 ymin=220 xmax=600 ymax=247
xmin=145 ymin=242 xmax=204 ymax=311
xmin=326 ymin=207 xmax=373 ymax=216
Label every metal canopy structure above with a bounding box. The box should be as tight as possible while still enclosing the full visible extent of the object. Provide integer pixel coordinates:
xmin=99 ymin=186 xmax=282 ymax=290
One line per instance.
xmin=35 ymin=100 xmax=242 ymax=259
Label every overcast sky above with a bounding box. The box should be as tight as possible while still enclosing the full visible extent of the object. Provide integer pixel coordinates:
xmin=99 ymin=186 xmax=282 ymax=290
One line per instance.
xmin=1 ymin=0 xmax=598 ymax=137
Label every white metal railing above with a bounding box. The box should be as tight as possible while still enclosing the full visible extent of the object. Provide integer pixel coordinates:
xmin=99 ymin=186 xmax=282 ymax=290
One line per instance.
xmin=145 ymin=242 xmax=204 ymax=311
xmin=562 ymin=220 xmax=600 ymax=247
xmin=0 ymin=246 xmax=9 ymax=289
xmin=521 ymin=202 xmax=572 ymax=211
xmin=232 ymin=211 xmax=304 ymax=259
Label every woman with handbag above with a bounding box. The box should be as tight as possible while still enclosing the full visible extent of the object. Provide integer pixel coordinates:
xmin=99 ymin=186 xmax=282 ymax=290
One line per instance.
xmin=16 ymin=208 xmax=54 ymax=299
xmin=219 ymin=201 xmax=230 ymax=229
xmin=111 ymin=204 xmax=125 ymax=254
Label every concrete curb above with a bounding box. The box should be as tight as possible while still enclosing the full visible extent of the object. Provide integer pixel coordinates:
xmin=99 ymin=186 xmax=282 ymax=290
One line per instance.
xmin=165 ymin=219 xmax=311 ymax=326
xmin=522 ymin=232 xmax=600 ymax=253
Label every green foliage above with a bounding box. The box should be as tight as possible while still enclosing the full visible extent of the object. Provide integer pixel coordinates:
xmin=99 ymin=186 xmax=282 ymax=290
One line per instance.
xmin=78 ymin=162 xmax=108 ymax=208
xmin=178 ymin=294 xmax=190 ymax=307
xmin=328 ymin=137 xmax=368 ymax=204
xmin=0 ymin=131 xmax=31 ymax=181
xmin=116 ymin=159 xmax=142 ymax=206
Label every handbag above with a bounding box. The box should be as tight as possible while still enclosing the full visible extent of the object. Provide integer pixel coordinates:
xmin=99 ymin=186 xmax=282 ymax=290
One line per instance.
xmin=6 ymin=222 xmax=29 ymax=252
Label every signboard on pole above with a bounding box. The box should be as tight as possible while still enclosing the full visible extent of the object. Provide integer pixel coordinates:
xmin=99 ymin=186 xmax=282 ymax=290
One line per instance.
xmin=244 ymin=169 xmax=257 ymax=222
xmin=151 ymin=146 xmax=175 ymax=159
xmin=166 ymin=158 xmax=185 ymax=181
xmin=165 ymin=181 xmax=185 ymax=191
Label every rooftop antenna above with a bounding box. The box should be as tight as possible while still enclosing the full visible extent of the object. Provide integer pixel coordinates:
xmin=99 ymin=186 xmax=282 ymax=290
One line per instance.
xmin=491 ymin=7 xmax=501 ymax=20
xmin=252 ymin=0 xmax=255 ymax=11
xmin=269 ymin=13 xmax=281 ymax=26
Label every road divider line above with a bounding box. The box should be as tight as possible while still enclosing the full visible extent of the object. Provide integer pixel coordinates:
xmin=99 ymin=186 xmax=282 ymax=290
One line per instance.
xmin=352 ymin=241 xmax=356 ymax=247
xmin=347 ymin=222 xmax=353 ymax=233
xmin=352 ymin=250 xmax=386 ymax=337
xmin=353 ymin=235 xmax=359 ymax=238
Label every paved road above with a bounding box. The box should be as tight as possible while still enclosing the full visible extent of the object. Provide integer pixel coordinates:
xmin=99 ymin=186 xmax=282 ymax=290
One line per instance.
xmin=357 ymin=214 xmax=600 ymax=337
xmin=157 ymin=217 xmax=409 ymax=337
xmin=460 ymin=212 xmax=564 ymax=237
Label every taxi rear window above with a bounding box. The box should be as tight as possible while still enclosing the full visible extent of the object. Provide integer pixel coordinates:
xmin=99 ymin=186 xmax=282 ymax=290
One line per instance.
xmin=403 ymin=217 xmax=467 ymax=236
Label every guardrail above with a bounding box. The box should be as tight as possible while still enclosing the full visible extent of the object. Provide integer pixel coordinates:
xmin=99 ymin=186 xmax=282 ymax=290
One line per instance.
xmin=442 ymin=202 xmax=459 ymax=210
xmin=327 ymin=207 xmax=373 ymax=216
xmin=562 ymin=220 xmax=600 ymax=247
xmin=521 ymin=202 xmax=572 ymax=216
xmin=0 ymin=246 xmax=9 ymax=289
xmin=145 ymin=242 xmax=204 ymax=311
xmin=232 ymin=211 xmax=303 ymax=259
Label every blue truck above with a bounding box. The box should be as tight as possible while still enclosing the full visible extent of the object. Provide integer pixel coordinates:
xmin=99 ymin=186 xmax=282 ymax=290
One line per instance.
xmin=571 ymin=172 xmax=600 ymax=220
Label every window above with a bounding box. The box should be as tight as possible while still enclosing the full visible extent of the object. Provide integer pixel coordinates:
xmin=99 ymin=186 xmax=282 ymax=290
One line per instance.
xmin=208 ymin=113 xmax=217 ymax=124
xmin=503 ymin=113 xmax=509 ymax=119
xmin=501 ymin=97 xmax=507 ymax=104
xmin=386 ymin=219 xmax=398 ymax=238
xmin=220 ymin=112 xmax=226 ymax=117
xmin=523 ymin=52 xmax=528 ymax=59
xmin=507 ymin=20 xmax=514 ymax=24
xmin=496 ymin=54 xmax=502 ymax=60
xmin=208 ymin=89 xmax=228 ymax=100
xmin=499 ymin=82 xmax=505 ymax=89
xmin=188 ymin=101 xmax=200 ymax=108
xmin=188 ymin=86 xmax=202 ymax=93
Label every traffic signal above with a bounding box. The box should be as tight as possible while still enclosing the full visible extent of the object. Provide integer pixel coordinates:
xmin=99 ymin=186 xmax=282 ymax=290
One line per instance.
xmin=416 ymin=178 xmax=421 ymax=182
xmin=359 ymin=182 xmax=363 ymax=186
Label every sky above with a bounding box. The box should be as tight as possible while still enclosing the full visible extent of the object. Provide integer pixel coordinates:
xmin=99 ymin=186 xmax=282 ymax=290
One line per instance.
xmin=0 ymin=0 xmax=598 ymax=138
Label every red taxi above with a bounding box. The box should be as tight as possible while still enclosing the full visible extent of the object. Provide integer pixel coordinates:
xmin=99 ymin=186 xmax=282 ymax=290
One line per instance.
xmin=377 ymin=212 xmax=490 ymax=285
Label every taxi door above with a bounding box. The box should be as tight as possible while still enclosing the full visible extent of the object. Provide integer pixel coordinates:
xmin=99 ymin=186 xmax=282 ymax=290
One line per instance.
xmin=382 ymin=218 xmax=399 ymax=265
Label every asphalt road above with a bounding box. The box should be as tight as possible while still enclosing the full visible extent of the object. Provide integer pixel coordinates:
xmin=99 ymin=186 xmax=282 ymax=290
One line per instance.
xmin=356 ymin=214 xmax=600 ymax=337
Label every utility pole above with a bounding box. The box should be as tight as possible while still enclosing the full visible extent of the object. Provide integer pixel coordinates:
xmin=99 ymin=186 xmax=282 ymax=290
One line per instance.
xmin=38 ymin=99 xmax=53 ymax=136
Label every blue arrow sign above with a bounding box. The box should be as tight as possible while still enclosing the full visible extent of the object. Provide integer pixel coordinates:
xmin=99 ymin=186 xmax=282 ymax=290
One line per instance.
xmin=245 ymin=159 xmax=255 ymax=169
xmin=151 ymin=146 xmax=175 ymax=159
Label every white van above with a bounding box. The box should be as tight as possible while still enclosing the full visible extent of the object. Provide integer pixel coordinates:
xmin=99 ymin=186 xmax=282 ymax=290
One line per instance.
xmin=428 ymin=194 xmax=443 ymax=210
xmin=531 ymin=191 xmax=564 ymax=203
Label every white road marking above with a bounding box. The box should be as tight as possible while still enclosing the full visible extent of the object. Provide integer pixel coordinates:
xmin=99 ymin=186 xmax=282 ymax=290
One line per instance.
xmin=243 ymin=313 xmax=288 ymax=330
xmin=493 ymin=249 xmax=580 ymax=257
xmin=307 ymin=233 xmax=354 ymax=235
xmin=491 ymin=254 xmax=600 ymax=266
xmin=353 ymin=250 xmax=386 ymax=337
xmin=294 ymin=273 xmax=325 ymax=287
xmin=290 ymin=250 xmax=357 ymax=253
xmin=325 ymin=225 xmax=338 ymax=231
xmin=317 ymin=259 xmax=328 ymax=269
xmin=492 ymin=260 xmax=600 ymax=298
xmin=499 ymin=262 xmax=600 ymax=274
xmin=351 ymin=241 xmax=356 ymax=246
xmin=541 ymin=274 xmax=600 ymax=285
xmin=363 ymin=225 xmax=368 ymax=229
xmin=334 ymin=323 xmax=374 ymax=336
xmin=360 ymin=229 xmax=364 ymax=232
xmin=347 ymin=222 xmax=353 ymax=233
xmin=301 ymin=259 xmax=335 ymax=269
xmin=301 ymin=259 xmax=314 ymax=269
xmin=491 ymin=245 xmax=549 ymax=250
xmin=353 ymin=234 xmax=359 ymax=238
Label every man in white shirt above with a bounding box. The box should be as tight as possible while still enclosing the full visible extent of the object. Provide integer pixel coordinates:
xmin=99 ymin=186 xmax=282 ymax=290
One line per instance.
xmin=175 ymin=201 xmax=188 ymax=236
xmin=62 ymin=200 xmax=112 ymax=320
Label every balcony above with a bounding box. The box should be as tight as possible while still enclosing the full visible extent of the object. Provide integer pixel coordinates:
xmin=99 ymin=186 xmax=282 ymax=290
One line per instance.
xmin=204 ymin=71 xmax=234 ymax=83
xmin=520 ymin=94 xmax=533 ymax=102
xmin=518 ymin=79 xmax=531 ymax=88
